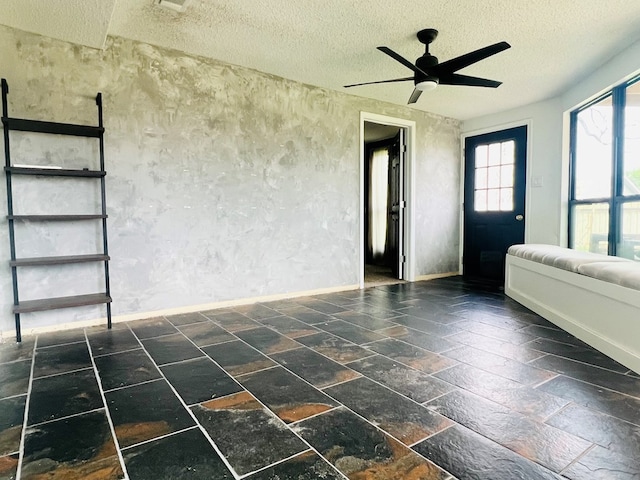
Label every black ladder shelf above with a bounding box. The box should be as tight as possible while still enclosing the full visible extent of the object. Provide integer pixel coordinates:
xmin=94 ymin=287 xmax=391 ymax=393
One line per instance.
xmin=2 ymin=79 xmax=112 ymax=342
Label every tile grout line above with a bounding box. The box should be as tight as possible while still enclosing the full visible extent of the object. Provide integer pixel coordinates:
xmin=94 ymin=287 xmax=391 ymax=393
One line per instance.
xmin=92 ymin=346 xmax=143 ymax=359
xmin=26 ymin=406 xmax=107 ymax=429
xmin=84 ymin=332 xmax=130 ymax=480
xmin=171 ymin=324 xmax=347 ymax=479
xmin=31 ymin=365 xmax=94 ymax=381
xmin=103 ymin=377 xmax=164 ymax=394
xmin=15 ymin=336 xmax=38 ymax=480
xmin=558 ymin=443 xmax=597 ymax=476
xmin=127 ymin=324 xmax=244 ymax=480
xmin=119 ymin=425 xmax=200 ymax=452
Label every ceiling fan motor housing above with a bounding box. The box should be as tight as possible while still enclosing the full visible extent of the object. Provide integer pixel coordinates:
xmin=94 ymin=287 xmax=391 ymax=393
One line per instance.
xmin=415 ymin=55 xmax=439 ymax=85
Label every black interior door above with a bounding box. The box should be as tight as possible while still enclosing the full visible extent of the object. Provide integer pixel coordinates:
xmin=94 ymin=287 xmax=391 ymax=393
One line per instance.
xmin=463 ymin=126 xmax=527 ymax=283
xmin=388 ymin=131 xmax=404 ymax=278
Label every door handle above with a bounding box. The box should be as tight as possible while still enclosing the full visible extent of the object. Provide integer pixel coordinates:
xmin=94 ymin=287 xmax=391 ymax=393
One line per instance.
xmin=515 ymin=214 xmax=524 ymax=221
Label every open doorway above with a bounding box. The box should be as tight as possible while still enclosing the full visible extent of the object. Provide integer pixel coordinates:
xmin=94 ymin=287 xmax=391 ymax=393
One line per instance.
xmin=362 ymin=120 xmax=410 ymax=287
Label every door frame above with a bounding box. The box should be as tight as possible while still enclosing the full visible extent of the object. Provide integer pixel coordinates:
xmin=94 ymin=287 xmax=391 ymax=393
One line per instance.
xmin=459 ymin=120 xmax=532 ymax=273
xmin=360 ymin=112 xmax=416 ymax=288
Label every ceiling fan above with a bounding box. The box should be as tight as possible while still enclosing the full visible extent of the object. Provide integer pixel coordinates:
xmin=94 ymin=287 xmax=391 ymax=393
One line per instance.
xmin=344 ymin=29 xmax=511 ymax=104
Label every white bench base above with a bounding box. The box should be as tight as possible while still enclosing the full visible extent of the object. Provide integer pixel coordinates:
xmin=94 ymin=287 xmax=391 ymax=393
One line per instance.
xmin=505 ymin=254 xmax=640 ymax=374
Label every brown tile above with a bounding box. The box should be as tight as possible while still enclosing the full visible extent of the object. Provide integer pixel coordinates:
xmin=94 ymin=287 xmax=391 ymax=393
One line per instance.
xmin=202 ymin=341 xmax=276 ymax=377
xmin=295 ymin=332 xmax=373 ymax=363
xmin=365 ymin=338 xmax=457 ymax=374
xmin=234 ymin=327 xmax=300 ymax=355
xmin=271 ymin=347 xmax=359 ymax=388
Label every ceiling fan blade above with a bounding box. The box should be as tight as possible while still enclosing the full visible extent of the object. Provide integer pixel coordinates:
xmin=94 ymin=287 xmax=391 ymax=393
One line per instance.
xmin=408 ymin=88 xmax=423 ymax=104
xmin=433 ymin=41 xmax=510 ymax=75
xmin=377 ymin=46 xmax=430 ymax=77
xmin=343 ymin=76 xmax=414 ymax=88
xmin=439 ymin=73 xmax=502 ymax=88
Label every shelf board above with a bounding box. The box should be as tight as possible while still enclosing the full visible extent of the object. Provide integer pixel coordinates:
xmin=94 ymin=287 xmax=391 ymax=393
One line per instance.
xmin=13 ymin=293 xmax=111 ymax=313
xmin=8 ymin=214 xmax=107 ymax=221
xmin=11 ymin=254 xmax=109 ymax=267
xmin=2 ymin=117 xmax=103 ymax=138
xmin=5 ymin=166 xmax=105 ymax=177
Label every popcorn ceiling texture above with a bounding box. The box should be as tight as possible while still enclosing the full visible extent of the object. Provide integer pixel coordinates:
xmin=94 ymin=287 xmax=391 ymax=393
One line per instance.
xmin=0 ymin=26 xmax=460 ymax=334
xmin=2 ymin=1 xmax=640 ymax=119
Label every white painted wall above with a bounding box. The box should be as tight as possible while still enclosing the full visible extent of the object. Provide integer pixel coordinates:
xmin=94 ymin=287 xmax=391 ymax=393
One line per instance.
xmin=0 ymin=26 xmax=461 ymax=336
xmin=463 ymin=37 xmax=640 ymax=247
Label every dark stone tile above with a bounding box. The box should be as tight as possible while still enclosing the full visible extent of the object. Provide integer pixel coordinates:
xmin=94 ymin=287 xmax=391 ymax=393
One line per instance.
xmin=270 ymin=347 xmax=360 ymax=388
xmin=233 ymin=304 xmax=281 ymax=320
xmin=297 ymin=298 xmax=347 ymax=315
xmin=22 ymin=410 xmax=123 ymax=480
xmin=427 ymin=389 xmax=590 ymax=472
xmin=0 ymin=396 xmax=25 ymax=456
xmin=295 ymin=332 xmax=373 ymax=363
xmin=234 ymin=327 xmax=300 ymax=355
xmin=0 ymin=360 xmax=31 ymax=400
xmin=316 ymin=320 xmax=385 ymax=345
xmin=140 ymin=333 xmax=203 ymax=365
xmin=0 ymin=340 xmax=34 ymax=365
xmin=348 ymin=303 xmax=403 ymax=320
xmin=258 ymin=316 xmax=319 ymax=338
xmin=106 ymin=379 xmax=194 ymax=448
xmin=205 ymin=311 xmax=262 ymax=332
xmin=0 ymin=454 xmax=18 ymax=480
xmin=380 ymin=325 xmax=459 ymax=353
xmin=395 ymin=305 xmax=464 ymax=325
xmin=33 ymin=342 xmax=91 ymax=378
xmin=346 ymin=355 xmax=454 ymax=403
xmin=527 ymin=338 xmax=628 ymax=373
xmin=239 ymin=366 xmax=338 ymax=423
xmin=123 ymin=428 xmax=234 ymax=480
xmin=293 ymin=407 xmax=448 ymax=479
xmin=94 ymin=349 xmax=161 ymax=391
xmin=314 ymin=292 xmax=361 ymax=306
xmin=192 ymin=391 xmax=307 ymax=475
xmin=546 ymin=403 xmax=640 ymax=461
xmin=454 ymin=319 xmax=538 ymax=345
xmin=530 ymin=354 xmax=640 ymax=398
xmin=325 ymin=377 xmax=452 ymax=445
xmin=538 ymin=375 xmax=640 ymax=426
xmin=28 ymin=369 xmax=103 ymax=425
xmin=36 ymin=330 xmax=86 ymax=348
xmin=519 ymin=324 xmax=589 ymax=347
xmin=88 ymin=328 xmax=141 ymax=356
xmin=284 ymin=307 xmax=335 ymax=325
xmin=333 ymin=311 xmax=398 ymax=331
xmin=391 ymin=315 xmax=461 ymax=337
xmin=447 ymin=330 xmax=544 ymax=363
xmin=128 ymin=317 xmax=178 ymax=339
xmin=165 ymin=312 xmax=209 ymax=327
xmin=177 ymin=322 xmax=235 ymax=347
xmin=563 ymin=445 xmax=640 ymax=480
xmin=413 ymin=424 xmax=562 ymax=480
xmin=365 ymin=338 xmax=457 ymax=374
xmin=160 ymin=357 xmax=242 ymax=405
xmin=202 ymin=341 xmax=276 ymax=377
xmin=435 ymin=363 xmax=567 ymax=421
xmin=444 ymin=345 xmax=555 ymax=385
xmin=454 ymin=309 xmax=530 ymax=330
xmin=244 ymin=451 xmax=342 ymax=480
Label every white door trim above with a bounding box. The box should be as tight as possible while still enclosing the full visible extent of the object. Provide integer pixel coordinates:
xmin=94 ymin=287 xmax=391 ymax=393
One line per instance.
xmin=360 ymin=112 xmax=417 ymax=288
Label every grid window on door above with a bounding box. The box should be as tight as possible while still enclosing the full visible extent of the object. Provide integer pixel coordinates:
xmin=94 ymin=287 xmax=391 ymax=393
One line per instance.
xmin=474 ymin=140 xmax=515 ymax=212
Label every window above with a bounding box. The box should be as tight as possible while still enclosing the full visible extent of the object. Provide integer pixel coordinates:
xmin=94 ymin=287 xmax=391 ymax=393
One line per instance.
xmin=570 ymin=77 xmax=640 ymax=260
xmin=473 ymin=140 xmax=515 ymax=212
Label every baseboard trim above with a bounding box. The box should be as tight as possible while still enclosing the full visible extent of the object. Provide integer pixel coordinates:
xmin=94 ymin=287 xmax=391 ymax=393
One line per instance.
xmin=1 ymin=283 xmax=361 ymax=340
xmin=415 ymin=272 xmax=459 ymax=282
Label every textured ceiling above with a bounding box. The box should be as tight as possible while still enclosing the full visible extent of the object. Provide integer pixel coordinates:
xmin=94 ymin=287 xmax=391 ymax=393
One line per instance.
xmin=2 ymin=0 xmax=640 ymax=120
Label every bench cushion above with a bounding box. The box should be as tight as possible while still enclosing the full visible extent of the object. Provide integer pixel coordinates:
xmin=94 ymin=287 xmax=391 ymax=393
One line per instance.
xmin=578 ymin=261 xmax=640 ymax=290
xmin=507 ymin=244 xmax=629 ymax=273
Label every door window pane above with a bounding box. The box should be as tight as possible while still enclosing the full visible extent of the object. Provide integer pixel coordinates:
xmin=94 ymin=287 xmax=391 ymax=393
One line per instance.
xmin=487 ymin=189 xmax=500 ymax=211
xmin=618 ymin=201 xmax=640 ymax=261
xmin=501 ymin=141 xmax=515 ymax=164
xmin=475 ymin=190 xmax=487 ymax=212
xmin=475 ymin=145 xmax=488 ymax=168
xmin=571 ymin=203 xmax=609 ymax=254
xmin=623 ymin=81 xmax=640 ymax=196
xmin=574 ymin=95 xmax=613 ymax=200
xmin=475 ymin=168 xmax=488 ymax=189
xmin=487 ymin=166 xmax=500 ymax=188
xmin=500 ymin=165 xmax=514 ymax=188
xmin=500 ymin=188 xmax=513 ymax=211
xmin=488 ymin=143 xmax=501 ymax=166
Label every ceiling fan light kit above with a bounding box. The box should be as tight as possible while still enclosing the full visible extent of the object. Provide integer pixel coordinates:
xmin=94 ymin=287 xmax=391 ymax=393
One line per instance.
xmin=345 ymin=28 xmax=510 ymax=104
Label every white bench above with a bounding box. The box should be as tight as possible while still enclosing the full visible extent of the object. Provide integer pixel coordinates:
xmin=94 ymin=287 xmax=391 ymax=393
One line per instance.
xmin=505 ymin=244 xmax=640 ymax=374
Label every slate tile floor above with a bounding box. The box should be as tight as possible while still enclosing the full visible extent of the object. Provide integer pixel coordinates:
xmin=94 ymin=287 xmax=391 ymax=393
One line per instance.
xmin=1 ymin=277 xmax=640 ymax=479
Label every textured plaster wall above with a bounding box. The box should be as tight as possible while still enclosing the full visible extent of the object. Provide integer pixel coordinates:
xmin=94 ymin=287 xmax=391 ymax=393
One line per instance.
xmin=0 ymin=25 xmax=460 ymax=334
